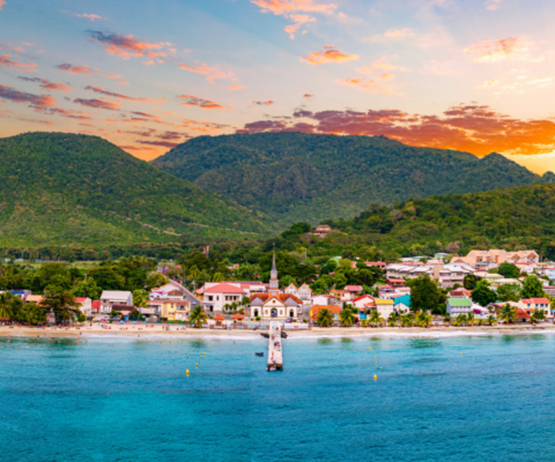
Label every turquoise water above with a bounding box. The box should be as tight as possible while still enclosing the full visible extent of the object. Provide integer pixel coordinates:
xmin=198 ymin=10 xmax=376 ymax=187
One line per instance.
xmin=2 ymin=333 xmax=555 ymax=461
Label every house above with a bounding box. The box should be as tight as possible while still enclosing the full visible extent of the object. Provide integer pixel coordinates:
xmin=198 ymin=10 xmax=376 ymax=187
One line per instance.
xmin=310 ymin=305 xmax=341 ymax=323
xmin=297 ymin=283 xmax=312 ymax=301
xmin=330 ymin=289 xmax=352 ymax=302
xmin=100 ymin=291 xmax=133 ymax=314
xmin=344 ymin=285 xmax=364 ymax=295
xmin=386 ymin=278 xmax=406 ymax=288
xmin=365 ymin=261 xmax=387 ymax=269
xmin=451 ymin=249 xmax=539 ymax=270
xmin=352 ymin=294 xmax=376 ymax=310
xmin=448 ymin=288 xmax=472 ymax=298
xmin=159 ymin=299 xmax=190 ymax=321
xmin=390 ymin=293 xmax=411 ymax=310
xmin=374 ymin=298 xmax=395 ymax=318
xmin=311 ymin=294 xmax=341 ymax=306
xmin=91 ymin=300 xmax=101 ymax=313
xmin=518 ymin=298 xmax=551 ymax=318
xmin=151 ymin=281 xmax=202 ymax=308
xmin=202 ymin=283 xmax=246 ymax=313
xmin=310 ymin=224 xmax=333 ymax=237
xmin=516 ymin=308 xmax=531 ymax=323
xmin=247 ymin=252 xmax=302 ymax=320
xmin=75 ymin=297 xmax=92 ymax=315
xmin=284 ymin=283 xmax=298 ymax=296
xmin=26 ymin=294 xmax=43 ymax=304
xmin=446 ymin=298 xmax=473 ymax=316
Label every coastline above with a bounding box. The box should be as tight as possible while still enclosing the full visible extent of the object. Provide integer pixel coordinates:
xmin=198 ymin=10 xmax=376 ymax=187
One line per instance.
xmin=2 ymin=323 xmax=555 ymax=340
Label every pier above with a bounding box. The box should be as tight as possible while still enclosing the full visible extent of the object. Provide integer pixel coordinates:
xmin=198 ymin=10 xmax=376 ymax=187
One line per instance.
xmin=267 ymin=321 xmax=283 ymax=370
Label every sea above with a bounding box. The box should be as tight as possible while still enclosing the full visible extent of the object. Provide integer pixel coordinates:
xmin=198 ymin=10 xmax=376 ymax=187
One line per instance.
xmin=2 ymin=331 xmax=555 ymax=462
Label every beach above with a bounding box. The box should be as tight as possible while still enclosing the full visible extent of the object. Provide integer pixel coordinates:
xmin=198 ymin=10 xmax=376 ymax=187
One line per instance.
xmin=2 ymin=323 xmax=555 ymax=339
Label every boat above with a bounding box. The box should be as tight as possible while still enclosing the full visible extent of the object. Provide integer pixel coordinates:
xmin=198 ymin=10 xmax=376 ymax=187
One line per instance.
xmin=268 ymin=365 xmax=277 ymax=371
xmin=255 ymin=352 xmax=264 ymax=356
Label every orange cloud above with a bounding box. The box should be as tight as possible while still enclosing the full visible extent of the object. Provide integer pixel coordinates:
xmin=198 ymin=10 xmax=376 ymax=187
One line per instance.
xmin=464 ymin=37 xmax=524 ymax=62
xmin=177 ymin=95 xmax=228 ymax=110
xmin=179 ymin=63 xmax=233 ymax=83
xmin=338 ymin=74 xmax=399 ymax=95
xmin=301 ymin=46 xmax=359 ymax=65
xmin=371 ymin=28 xmax=416 ymax=43
xmin=356 ymin=57 xmax=405 ymax=74
xmin=0 ymin=54 xmax=38 ymax=72
xmin=239 ymin=103 xmax=555 ymax=157
xmin=72 ymin=13 xmax=108 ymax=21
xmin=303 ymin=93 xmax=314 ymax=98
xmin=0 ymin=1 xmax=5 ymax=10
xmin=230 ymin=85 xmax=247 ymax=91
xmin=251 ymin=0 xmax=337 ymax=38
xmin=117 ymin=81 xmax=129 ymax=85
xmin=85 ymin=85 xmax=165 ymax=103
xmin=87 ymin=30 xmax=173 ymax=62
xmin=56 ymin=63 xmax=95 ymax=75
xmin=18 ymin=77 xmax=71 ymax=92
xmin=486 ymin=0 xmax=502 ymax=10
xmin=254 ymin=100 xmax=274 ymax=105
xmin=0 ymin=84 xmax=56 ymax=109
xmin=73 ymin=98 xmax=120 ymax=111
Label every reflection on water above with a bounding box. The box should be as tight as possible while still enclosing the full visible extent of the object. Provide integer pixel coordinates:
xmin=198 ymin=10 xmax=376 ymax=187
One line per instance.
xmin=317 ymin=338 xmax=333 ymax=345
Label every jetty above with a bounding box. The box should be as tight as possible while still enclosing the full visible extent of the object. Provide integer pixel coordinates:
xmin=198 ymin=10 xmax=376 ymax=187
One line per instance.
xmin=267 ymin=321 xmax=283 ymax=371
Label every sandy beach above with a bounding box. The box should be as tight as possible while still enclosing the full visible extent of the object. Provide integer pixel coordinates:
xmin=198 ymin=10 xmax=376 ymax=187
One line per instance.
xmin=2 ymin=323 xmax=555 ymax=339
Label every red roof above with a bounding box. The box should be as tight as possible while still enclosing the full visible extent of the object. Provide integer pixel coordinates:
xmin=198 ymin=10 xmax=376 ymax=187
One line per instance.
xmin=311 ymin=305 xmax=341 ymax=320
xmin=345 ymin=285 xmax=363 ymax=291
xmin=250 ymin=293 xmax=302 ymax=304
xmin=204 ymin=283 xmax=245 ymax=294
xmin=521 ymin=298 xmax=550 ymax=305
xmin=231 ymin=313 xmax=245 ymax=320
xmin=213 ymin=314 xmax=225 ymax=321
xmin=75 ymin=297 xmax=88 ymax=303
xmin=353 ymin=294 xmax=373 ymax=302
xmin=517 ymin=308 xmax=531 ymax=319
xmin=92 ymin=301 xmax=101 ymax=309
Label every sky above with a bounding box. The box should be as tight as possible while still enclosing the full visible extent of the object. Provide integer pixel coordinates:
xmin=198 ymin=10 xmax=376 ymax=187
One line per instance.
xmin=1 ymin=0 xmax=555 ymax=174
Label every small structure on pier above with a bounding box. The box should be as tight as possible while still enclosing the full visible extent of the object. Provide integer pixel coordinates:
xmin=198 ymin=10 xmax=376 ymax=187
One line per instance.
xmin=267 ymin=321 xmax=283 ymax=370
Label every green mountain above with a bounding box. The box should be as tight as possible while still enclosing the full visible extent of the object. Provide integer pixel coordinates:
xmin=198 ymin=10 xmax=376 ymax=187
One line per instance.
xmin=273 ymin=182 xmax=555 ymax=262
xmin=0 ymin=132 xmax=268 ymax=247
xmin=152 ymin=132 xmax=552 ymax=226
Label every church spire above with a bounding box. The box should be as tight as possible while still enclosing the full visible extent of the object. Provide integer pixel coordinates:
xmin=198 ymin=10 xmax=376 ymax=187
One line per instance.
xmin=269 ymin=246 xmax=279 ymax=297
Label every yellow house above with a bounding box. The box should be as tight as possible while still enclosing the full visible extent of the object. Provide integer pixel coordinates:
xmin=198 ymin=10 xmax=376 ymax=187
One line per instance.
xmin=374 ymin=298 xmax=395 ymax=318
xmin=160 ymin=300 xmax=191 ymax=321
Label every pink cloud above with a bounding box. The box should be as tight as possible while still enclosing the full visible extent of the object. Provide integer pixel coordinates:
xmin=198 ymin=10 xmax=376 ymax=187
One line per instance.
xmin=464 ymin=37 xmax=524 ymax=62
xmin=179 ymin=63 xmax=233 ymax=83
xmin=84 ymin=85 xmax=165 ymax=103
xmin=254 ymin=100 xmax=274 ymax=105
xmin=87 ymin=30 xmax=173 ymax=62
xmin=0 ymin=1 xmax=5 ymax=10
xmin=230 ymin=85 xmax=247 ymax=91
xmin=303 ymin=93 xmax=314 ymax=98
xmin=177 ymin=94 xmax=228 ymax=110
xmin=0 ymin=84 xmax=56 ymax=109
xmin=73 ymin=13 xmax=108 ymax=21
xmin=301 ymin=46 xmax=359 ymax=65
xmin=73 ymin=98 xmax=120 ymax=111
xmin=56 ymin=63 xmax=95 ymax=75
xmin=18 ymin=76 xmax=71 ymax=92
xmin=0 ymin=54 xmax=38 ymax=73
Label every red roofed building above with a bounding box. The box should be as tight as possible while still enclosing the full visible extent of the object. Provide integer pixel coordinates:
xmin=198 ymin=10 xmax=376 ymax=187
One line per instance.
xmin=75 ymin=297 xmax=92 ymax=314
xmin=518 ymin=298 xmax=551 ymax=318
xmin=202 ymin=283 xmax=246 ymax=314
xmin=310 ymin=305 xmax=341 ymax=322
xmin=91 ymin=300 xmax=101 ymax=313
xmin=344 ymin=285 xmax=363 ymax=295
xmin=352 ymin=294 xmax=376 ymax=310
xmin=516 ymin=308 xmax=531 ymax=323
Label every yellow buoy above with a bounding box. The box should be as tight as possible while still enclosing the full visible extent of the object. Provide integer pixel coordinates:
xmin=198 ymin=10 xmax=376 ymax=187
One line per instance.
xmin=196 ymin=363 xmax=198 ymax=367
xmin=380 ymin=367 xmax=382 ymax=369
xmin=203 ymin=352 xmax=206 ymax=355
xmin=209 ymin=346 xmax=212 ymax=348
xmin=186 ymin=369 xmax=189 ymax=375
xmin=375 ymin=361 xmax=378 ymax=364
xmin=460 ymin=352 xmax=463 ymax=355
xmin=373 ymin=375 xmax=377 ymax=380
xmin=375 ymin=355 xmax=377 ymax=358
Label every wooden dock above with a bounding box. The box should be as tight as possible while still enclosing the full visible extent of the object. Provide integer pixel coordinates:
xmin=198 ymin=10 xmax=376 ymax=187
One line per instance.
xmin=267 ymin=321 xmax=283 ymax=370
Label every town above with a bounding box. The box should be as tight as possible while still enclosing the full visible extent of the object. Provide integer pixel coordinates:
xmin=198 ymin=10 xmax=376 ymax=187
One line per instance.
xmin=0 ymin=246 xmax=553 ymax=330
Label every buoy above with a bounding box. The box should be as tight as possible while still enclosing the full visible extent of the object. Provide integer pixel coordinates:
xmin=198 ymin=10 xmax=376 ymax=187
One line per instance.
xmin=380 ymin=367 xmax=382 ymax=369
xmin=196 ymin=363 xmax=198 ymax=367
xmin=375 ymin=355 xmax=377 ymax=358
xmin=203 ymin=352 xmax=206 ymax=355
xmin=373 ymin=375 xmax=377 ymax=380
xmin=460 ymin=352 xmax=463 ymax=355
xmin=375 ymin=361 xmax=378 ymax=365
xmin=186 ymin=369 xmax=190 ymax=376
xmin=368 ymin=346 xmax=371 ymax=349
xmin=209 ymin=345 xmax=212 ymax=348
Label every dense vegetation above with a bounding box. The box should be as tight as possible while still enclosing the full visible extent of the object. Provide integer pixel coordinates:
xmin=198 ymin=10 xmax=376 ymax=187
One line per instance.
xmin=0 ymin=132 xmax=268 ymax=248
xmin=152 ymin=132 xmax=553 ymax=225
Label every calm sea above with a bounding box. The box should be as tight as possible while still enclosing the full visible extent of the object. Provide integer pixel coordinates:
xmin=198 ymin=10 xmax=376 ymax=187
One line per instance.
xmin=2 ymin=332 xmax=555 ymax=462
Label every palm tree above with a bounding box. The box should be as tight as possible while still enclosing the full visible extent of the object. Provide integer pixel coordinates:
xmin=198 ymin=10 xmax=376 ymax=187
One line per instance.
xmin=452 ymin=313 xmax=467 ymax=327
xmin=189 ymin=306 xmax=208 ymax=328
xmin=531 ymin=308 xmax=546 ymax=324
xmin=443 ymin=313 xmax=451 ymax=326
xmin=467 ymin=311 xmax=475 ymax=327
xmin=339 ymin=308 xmax=356 ymax=327
xmin=500 ymin=304 xmax=517 ymax=324
xmin=368 ymin=309 xmax=385 ymax=327
xmin=416 ymin=311 xmax=433 ymax=328
xmin=400 ymin=313 xmax=414 ymax=327
xmin=0 ymin=292 xmax=14 ymax=321
xmin=317 ymin=308 xmax=334 ymax=327
xmin=212 ymin=272 xmax=225 ymax=283
xmin=487 ymin=315 xmax=497 ymax=326
xmin=223 ymin=303 xmax=231 ymax=314
xmin=387 ymin=313 xmax=398 ymax=327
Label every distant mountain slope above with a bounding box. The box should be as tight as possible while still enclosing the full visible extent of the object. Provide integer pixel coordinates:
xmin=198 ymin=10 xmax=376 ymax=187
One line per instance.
xmin=152 ymin=132 xmax=552 ymax=225
xmin=0 ymin=132 xmax=268 ymax=247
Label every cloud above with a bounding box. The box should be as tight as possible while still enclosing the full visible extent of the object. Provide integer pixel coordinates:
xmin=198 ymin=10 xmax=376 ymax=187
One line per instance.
xmin=18 ymin=76 xmax=71 ymax=92
xmin=251 ymin=0 xmax=337 ymax=38
xmin=254 ymin=100 xmax=274 ymax=105
xmin=341 ymin=57 xmax=405 ymax=95
xmin=0 ymin=84 xmax=56 ymax=109
xmin=301 ymin=46 xmax=359 ymax=65
xmin=86 ymin=30 xmax=173 ymax=62
xmin=117 ymin=81 xmax=129 ymax=85
xmin=479 ymin=79 xmax=500 ymax=88
xmin=486 ymin=0 xmax=502 ymax=10
xmin=182 ymin=119 xmax=229 ymax=132
xmin=0 ymin=54 xmax=38 ymax=72
xmin=179 ymin=63 xmax=233 ymax=83
xmin=136 ymin=139 xmax=180 ymax=149
xmin=72 ymin=13 xmax=108 ymax=21
xmin=356 ymin=57 xmax=405 ymax=74
xmin=303 ymin=93 xmax=314 ymax=98
xmin=56 ymin=63 xmax=95 ymax=75
xmin=84 ymin=85 xmax=164 ymax=103
xmin=230 ymin=85 xmax=247 ymax=91
xmin=73 ymin=98 xmax=120 ymax=111
xmin=464 ymin=37 xmax=530 ymax=63
xmin=237 ymin=103 xmax=555 ymax=157
xmin=371 ymin=27 xmax=416 ymax=42
xmin=0 ymin=1 xmax=5 ymax=10
xmin=177 ymin=94 xmax=228 ymax=110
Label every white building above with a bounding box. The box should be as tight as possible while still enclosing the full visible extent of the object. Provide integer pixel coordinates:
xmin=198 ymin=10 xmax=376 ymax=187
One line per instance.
xmin=100 ymin=291 xmax=133 ymax=314
xmin=202 ymin=283 xmax=246 ymax=314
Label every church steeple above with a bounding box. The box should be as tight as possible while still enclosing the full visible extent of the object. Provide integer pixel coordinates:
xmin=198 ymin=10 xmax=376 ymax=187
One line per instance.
xmin=269 ymin=247 xmax=279 ymax=297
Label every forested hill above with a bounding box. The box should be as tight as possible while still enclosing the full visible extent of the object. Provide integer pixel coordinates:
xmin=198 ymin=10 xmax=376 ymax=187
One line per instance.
xmin=0 ymin=132 xmax=268 ymax=247
xmin=152 ymin=132 xmax=552 ymax=226
xmin=274 ymin=182 xmax=555 ymax=262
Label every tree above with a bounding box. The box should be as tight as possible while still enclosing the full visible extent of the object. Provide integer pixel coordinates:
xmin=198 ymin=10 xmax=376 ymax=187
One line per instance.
xmin=472 ymin=280 xmax=497 ymax=307
xmin=189 ymin=306 xmax=207 ymax=328
xmin=72 ymin=277 xmax=102 ymax=300
xmin=410 ymin=275 xmax=443 ymax=312
xmin=496 ymin=283 xmax=522 ymax=303
xmin=146 ymin=272 xmax=169 ymax=289
xmin=500 ymin=304 xmax=517 ymax=324
xmin=0 ymin=292 xmax=23 ymax=321
xmin=498 ymin=262 xmax=520 ymax=279
xmin=41 ymin=288 xmax=81 ymax=324
xmin=452 ymin=314 xmax=467 ymax=327
xmin=463 ymin=274 xmax=479 ymax=290
xmin=339 ymin=308 xmax=355 ymax=327
xmin=130 ymin=307 xmax=143 ymax=320
xmin=466 ymin=311 xmax=475 ymax=327
xmin=316 ymin=308 xmax=334 ymax=327
xmin=522 ymin=275 xmax=546 ymax=299
xmin=531 ymin=308 xmax=546 ymax=323
xmin=400 ymin=313 xmax=414 ymax=327
xmin=387 ymin=312 xmax=398 ymax=327
xmin=367 ymin=309 xmax=384 ymax=326
xmin=132 ymin=289 xmax=149 ymax=309
xmin=212 ymin=272 xmax=225 ymax=283
xmin=487 ymin=315 xmax=497 ymax=326
xmin=333 ymin=272 xmax=348 ymax=290
xmin=415 ymin=311 xmax=433 ymax=328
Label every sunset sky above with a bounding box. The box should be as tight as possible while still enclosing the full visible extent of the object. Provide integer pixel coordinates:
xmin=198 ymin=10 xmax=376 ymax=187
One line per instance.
xmin=1 ymin=0 xmax=555 ymax=173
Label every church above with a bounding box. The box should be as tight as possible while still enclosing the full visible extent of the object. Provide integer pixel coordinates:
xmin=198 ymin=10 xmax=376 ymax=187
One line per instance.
xmin=248 ymin=252 xmax=303 ymax=320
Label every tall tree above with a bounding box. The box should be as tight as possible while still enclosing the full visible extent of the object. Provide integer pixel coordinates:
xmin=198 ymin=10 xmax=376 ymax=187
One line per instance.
xmin=498 ymin=262 xmax=520 ymax=279
xmin=471 ymin=280 xmax=497 ymax=307
xmin=41 ymin=288 xmax=81 ymax=324
xmin=410 ymin=275 xmax=443 ymax=312
xmin=522 ymin=275 xmax=546 ymax=299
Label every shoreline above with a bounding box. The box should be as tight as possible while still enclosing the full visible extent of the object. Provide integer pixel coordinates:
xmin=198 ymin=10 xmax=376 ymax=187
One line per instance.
xmin=2 ymin=323 xmax=555 ymax=340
